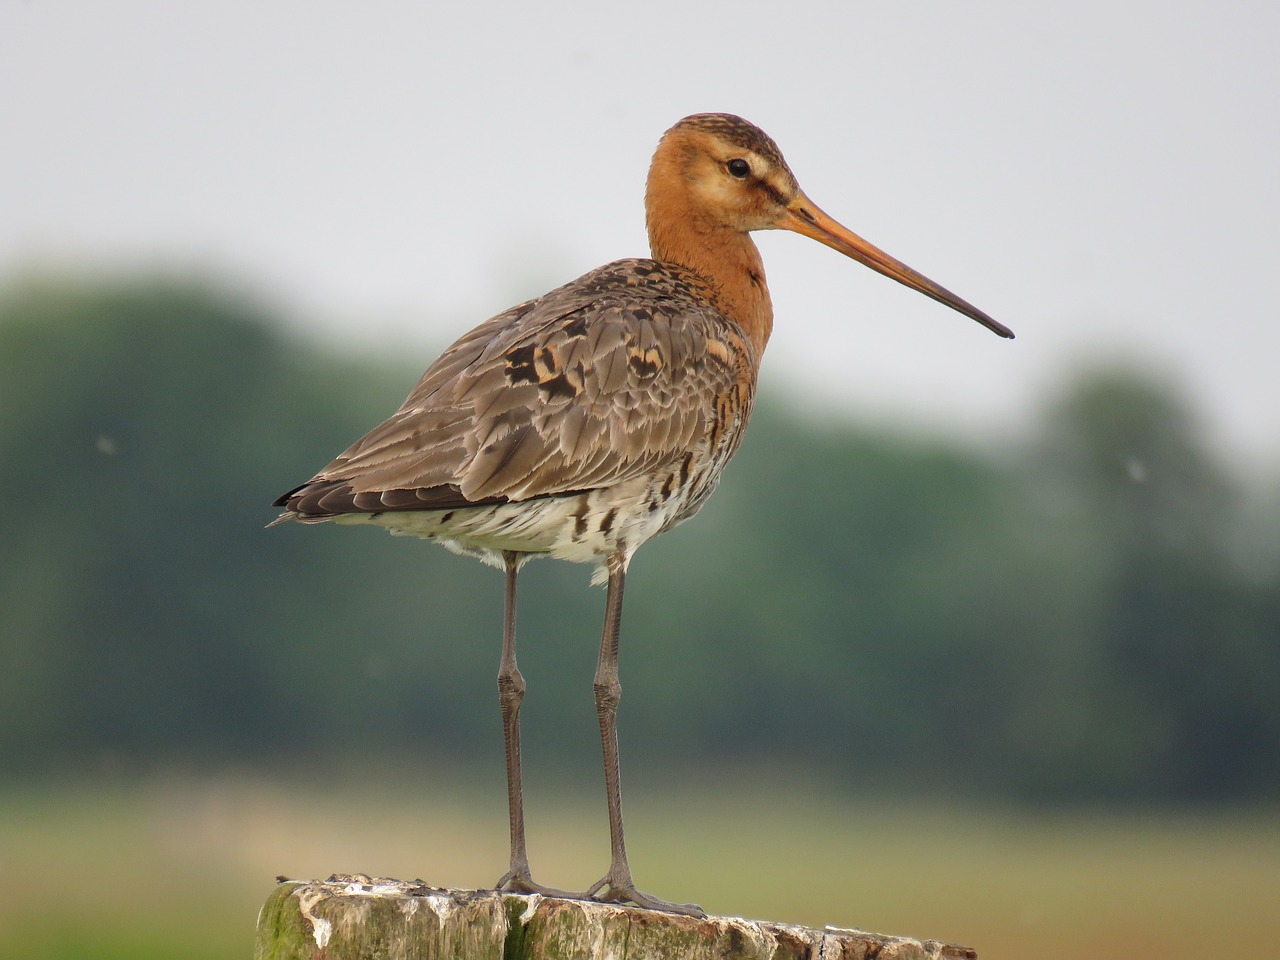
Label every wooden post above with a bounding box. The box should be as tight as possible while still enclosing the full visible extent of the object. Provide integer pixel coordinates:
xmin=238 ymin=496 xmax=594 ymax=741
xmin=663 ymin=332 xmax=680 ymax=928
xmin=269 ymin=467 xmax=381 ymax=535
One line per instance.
xmin=255 ymin=875 xmax=977 ymax=959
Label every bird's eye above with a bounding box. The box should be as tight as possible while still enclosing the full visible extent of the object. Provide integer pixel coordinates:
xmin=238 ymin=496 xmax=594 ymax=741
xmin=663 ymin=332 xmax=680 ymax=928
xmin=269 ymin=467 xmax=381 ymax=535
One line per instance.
xmin=727 ymin=158 xmax=751 ymax=179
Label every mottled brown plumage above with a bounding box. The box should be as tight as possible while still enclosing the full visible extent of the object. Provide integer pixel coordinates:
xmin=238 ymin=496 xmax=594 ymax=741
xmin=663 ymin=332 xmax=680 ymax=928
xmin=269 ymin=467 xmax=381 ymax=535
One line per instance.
xmin=275 ymin=258 xmax=754 ymax=573
xmin=272 ymin=112 xmax=1012 ymax=916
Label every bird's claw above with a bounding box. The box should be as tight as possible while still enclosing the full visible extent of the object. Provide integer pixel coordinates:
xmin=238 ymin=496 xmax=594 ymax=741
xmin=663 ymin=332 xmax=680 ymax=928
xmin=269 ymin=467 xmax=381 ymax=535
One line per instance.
xmin=495 ymin=870 xmax=580 ymax=900
xmin=585 ymin=874 xmax=704 ymax=917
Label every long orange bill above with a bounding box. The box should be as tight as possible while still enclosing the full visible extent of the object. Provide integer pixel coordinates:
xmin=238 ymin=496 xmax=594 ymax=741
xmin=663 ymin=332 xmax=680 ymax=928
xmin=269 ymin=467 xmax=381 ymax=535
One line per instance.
xmin=778 ymin=193 xmax=1014 ymax=339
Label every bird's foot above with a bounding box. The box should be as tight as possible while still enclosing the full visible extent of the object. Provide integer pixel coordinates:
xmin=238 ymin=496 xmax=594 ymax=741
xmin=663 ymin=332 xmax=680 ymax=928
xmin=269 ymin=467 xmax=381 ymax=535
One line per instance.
xmin=584 ymin=872 xmax=704 ymax=917
xmin=495 ymin=868 xmax=579 ymax=900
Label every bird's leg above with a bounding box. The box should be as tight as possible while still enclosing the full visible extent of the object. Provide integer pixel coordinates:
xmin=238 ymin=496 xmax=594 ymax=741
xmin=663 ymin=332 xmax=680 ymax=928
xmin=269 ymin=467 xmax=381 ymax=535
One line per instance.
xmin=493 ymin=552 xmax=574 ymax=899
xmin=584 ymin=554 xmax=704 ymax=917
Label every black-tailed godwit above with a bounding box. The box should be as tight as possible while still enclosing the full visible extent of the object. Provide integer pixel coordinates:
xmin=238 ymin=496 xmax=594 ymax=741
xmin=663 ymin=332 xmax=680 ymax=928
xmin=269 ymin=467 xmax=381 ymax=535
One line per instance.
xmin=273 ymin=113 xmax=1013 ymax=915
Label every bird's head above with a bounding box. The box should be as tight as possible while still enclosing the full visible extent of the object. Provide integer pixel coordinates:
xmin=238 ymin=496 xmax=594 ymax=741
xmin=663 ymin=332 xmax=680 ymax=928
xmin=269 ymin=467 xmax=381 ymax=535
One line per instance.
xmin=647 ymin=113 xmax=1013 ymax=339
xmin=648 ymin=112 xmax=803 ymax=234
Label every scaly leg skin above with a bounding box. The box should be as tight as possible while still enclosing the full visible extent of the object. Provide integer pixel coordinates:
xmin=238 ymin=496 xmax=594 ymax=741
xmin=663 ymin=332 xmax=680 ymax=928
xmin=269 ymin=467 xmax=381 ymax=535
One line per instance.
xmin=583 ymin=556 xmax=704 ymax=918
xmin=493 ymin=552 xmax=578 ymax=900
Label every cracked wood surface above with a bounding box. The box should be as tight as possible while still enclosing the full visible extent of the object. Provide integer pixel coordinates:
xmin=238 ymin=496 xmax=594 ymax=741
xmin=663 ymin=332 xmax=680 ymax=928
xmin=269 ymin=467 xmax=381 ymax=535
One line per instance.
xmin=255 ymin=875 xmax=977 ymax=960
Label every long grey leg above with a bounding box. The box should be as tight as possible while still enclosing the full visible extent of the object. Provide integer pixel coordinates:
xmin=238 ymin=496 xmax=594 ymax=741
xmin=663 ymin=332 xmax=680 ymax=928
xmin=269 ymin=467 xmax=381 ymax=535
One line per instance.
xmin=584 ymin=553 xmax=703 ymax=916
xmin=493 ymin=551 xmax=573 ymax=898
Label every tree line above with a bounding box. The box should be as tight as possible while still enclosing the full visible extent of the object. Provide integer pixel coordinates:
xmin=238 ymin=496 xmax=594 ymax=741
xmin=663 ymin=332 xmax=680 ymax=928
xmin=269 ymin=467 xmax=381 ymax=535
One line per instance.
xmin=1 ymin=275 xmax=1276 ymax=803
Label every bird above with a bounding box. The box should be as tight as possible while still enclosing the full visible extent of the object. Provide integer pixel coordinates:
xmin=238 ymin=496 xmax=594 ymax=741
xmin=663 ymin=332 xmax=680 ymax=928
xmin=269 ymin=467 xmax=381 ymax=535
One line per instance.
xmin=271 ymin=112 xmax=1013 ymax=917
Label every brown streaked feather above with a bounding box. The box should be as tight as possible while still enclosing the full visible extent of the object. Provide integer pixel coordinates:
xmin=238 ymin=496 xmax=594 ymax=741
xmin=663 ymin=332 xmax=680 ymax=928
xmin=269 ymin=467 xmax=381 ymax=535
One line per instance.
xmin=276 ymin=258 xmax=755 ymax=519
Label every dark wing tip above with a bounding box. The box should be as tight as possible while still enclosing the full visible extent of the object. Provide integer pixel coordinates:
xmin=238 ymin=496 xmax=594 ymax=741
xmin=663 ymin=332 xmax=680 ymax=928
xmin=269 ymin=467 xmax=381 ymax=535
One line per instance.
xmin=271 ymin=478 xmax=509 ymax=522
xmin=270 ymin=479 xmax=357 ymax=520
xmin=272 ymin=483 xmax=308 ymax=508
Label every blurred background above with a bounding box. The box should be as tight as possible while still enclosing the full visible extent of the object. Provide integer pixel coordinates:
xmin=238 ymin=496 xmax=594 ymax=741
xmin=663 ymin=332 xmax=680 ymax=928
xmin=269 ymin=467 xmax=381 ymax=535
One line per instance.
xmin=2 ymin=2 xmax=1278 ymax=958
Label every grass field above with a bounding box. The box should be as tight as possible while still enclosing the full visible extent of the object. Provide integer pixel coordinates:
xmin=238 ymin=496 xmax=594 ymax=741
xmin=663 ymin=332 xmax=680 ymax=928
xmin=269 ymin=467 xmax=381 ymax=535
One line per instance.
xmin=2 ymin=769 xmax=1277 ymax=959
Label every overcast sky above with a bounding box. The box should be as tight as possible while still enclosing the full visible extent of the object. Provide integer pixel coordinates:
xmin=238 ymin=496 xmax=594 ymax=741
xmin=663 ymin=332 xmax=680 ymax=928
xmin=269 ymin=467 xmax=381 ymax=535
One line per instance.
xmin=3 ymin=0 xmax=1277 ymax=464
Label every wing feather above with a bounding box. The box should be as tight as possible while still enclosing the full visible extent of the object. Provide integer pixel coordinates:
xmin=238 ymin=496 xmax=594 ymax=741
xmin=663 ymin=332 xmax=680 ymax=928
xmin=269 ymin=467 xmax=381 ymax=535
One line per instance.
xmin=276 ymin=259 xmax=754 ymax=517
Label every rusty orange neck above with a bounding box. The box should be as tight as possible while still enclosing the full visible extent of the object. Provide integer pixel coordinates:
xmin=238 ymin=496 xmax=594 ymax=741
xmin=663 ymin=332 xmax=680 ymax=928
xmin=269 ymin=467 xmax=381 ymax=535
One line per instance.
xmin=644 ymin=150 xmax=774 ymax=359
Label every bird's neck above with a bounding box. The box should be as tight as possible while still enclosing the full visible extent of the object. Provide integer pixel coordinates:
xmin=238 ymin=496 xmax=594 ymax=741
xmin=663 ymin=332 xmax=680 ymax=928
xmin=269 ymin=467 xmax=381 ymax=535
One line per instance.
xmin=645 ymin=188 xmax=774 ymax=359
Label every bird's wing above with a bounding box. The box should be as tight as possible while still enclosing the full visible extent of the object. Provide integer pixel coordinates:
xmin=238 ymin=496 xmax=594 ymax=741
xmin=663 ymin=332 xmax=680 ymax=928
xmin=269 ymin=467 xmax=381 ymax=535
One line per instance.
xmin=278 ymin=260 xmax=755 ymax=517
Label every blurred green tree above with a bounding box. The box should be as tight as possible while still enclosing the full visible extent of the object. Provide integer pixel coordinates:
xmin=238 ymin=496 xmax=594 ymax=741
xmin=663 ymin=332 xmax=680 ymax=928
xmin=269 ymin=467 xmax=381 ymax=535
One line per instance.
xmin=1012 ymin=369 xmax=1280 ymax=799
xmin=1 ymin=276 xmax=1276 ymax=802
xmin=0 ymin=277 xmax=498 ymax=770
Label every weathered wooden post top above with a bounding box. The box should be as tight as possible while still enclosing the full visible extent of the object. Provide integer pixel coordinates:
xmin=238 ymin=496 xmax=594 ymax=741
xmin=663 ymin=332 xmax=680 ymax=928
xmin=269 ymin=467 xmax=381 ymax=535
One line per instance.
xmin=256 ymin=875 xmax=977 ymax=960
